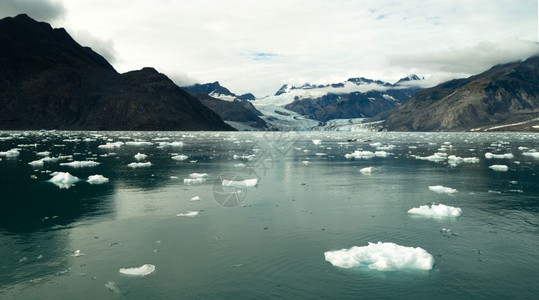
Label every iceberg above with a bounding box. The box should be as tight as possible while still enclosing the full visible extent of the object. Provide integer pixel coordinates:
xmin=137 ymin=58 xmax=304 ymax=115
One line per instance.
xmin=184 ymin=178 xmax=206 ymax=184
xmin=119 ymin=264 xmax=156 ymax=276
xmin=222 ymin=178 xmax=258 ymax=188
xmin=98 ymin=142 xmax=124 ymax=149
xmin=0 ymin=149 xmax=20 ymax=158
xmin=522 ymin=151 xmax=539 ymax=158
xmin=36 ymin=151 xmax=51 ymax=156
xmin=49 ymin=172 xmax=80 ymax=189
xmin=312 ymin=139 xmax=322 ymax=145
xmin=189 ymin=173 xmax=208 ymax=179
xmin=360 ymin=167 xmax=374 ymax=174
xmin=428 ymin=185 xmax=458 ymax=194
xmin=87 ymin=175 xmax=109 ymax=185
xmin=128 ymin=162 xmax=152 ymax=168
xmin=489 ymin=165 xmax=509 ymax=172
xmin=324 ymin=242 xmax=435 ymax=271
xmin=190 ymin=196 xmax=201 ymax=201
xmin=60 ymin=161 xmax=100 ymax=168
xmin=171 ymin=155 xmax=189 ymax=161
xmin=125 ymin=141 xmax=153 ymax=147
xmin=485 ymin=152 xmax=514 ymax=159
xmin=177 ymin=211 xmax=199 ymax=217
xmin=134 ymin=153 xmax=147 ymax=161
xmin=414 ymin=152 xmax=447 ymax=162
xmin=345 ymin=151 xmax=375 ymax=159
xmin=159 ymin=141 xmax=184 ymax=147
xmin=408 ymin=203 xmax=462 ymax=218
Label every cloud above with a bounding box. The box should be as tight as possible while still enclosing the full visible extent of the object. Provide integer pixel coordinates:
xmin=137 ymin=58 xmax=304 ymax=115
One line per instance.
xmin=71 ymin=30 xmax=118 ymax=63
xmin=0 ymin=0 xmax=65 ymax=22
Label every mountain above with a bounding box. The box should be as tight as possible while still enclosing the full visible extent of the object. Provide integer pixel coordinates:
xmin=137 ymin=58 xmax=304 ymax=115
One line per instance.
xmin=0 ymin=14 xmax=234 ymax=131
xmin=280 ymin=76 xmax=422 ymax=122
xmin=183 ymin=82 xmax=268 ymax=130
xmin=382 ymin=56 xmax=539 ymax=131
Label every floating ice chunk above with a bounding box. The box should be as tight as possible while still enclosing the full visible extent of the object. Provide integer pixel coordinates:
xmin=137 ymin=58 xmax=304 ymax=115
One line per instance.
xmin=485 ymin=152 xmax=514 ymax=159
xmin=87 ymin=175 xmax=109 ymax=185
xmin=60 ymin=161 xmax=100 ymax=168
xmin=345 ymin=151 xmax=375 ymax=159
xmin=522 ymin=151 xmax=539 ymax=158
xmin=233 ymin=154 xmax=255 ymax=160
xmin=302 ymin=161 xmax=310 ymax=165
xmin=324 ymin=242 xmax=435 ymax=271
xmin=408 ymin=203 xmax=462 ymax=218
xmin=0 ymin=149 xmax=20 ymax=157
xmin=184 ymin=178 xmax=206 ymax=184
xmin=49 ymin=172 xmax=80 ymax=189
xmin=428 ymin=185 xmax=458 ymax=194
xmin=489 ymin=165 xmax=508 ymax=171
xmin=159 ymin=141 xmax=184 ymax=147
xmin=376 ymin=145 xmax=395 ymax=151
xmin=190 ymin=196 xmax=201 ymax=201
xmin=312 ymin=139 xmax=322 ymax=145
xmin=176 ymin=211 xmax=199 ymax=217
xmin=171 ymin=155 xmax=189 ymax=161
xmin=98 ymin=142 xmax=124 ymax=149
xmin=36 ymin=151 xmax=51 ymax=157
xmin=370 ymin=142 xmax=382 ymax=147
xmin=28 ymin=159 xmax=45 ymax=168
xmin=375 ymin=151 xmax=389 ymax=157
xmin=360 ymin=167 xmax=374 ymax=174
xmin=119 ymin=264 xmax=156 ymax=276
xmin=134 ymin=153 xmax=148 ymax=161
xmin=414 ymin=152 xmax=448 ymax=162
xmin=128 ymin=162 xmax=152 ymax=168
xmin=71 ymin=250 xmax=84 ymax=257
xmin=189 ymin=173 xmax=208 ymax=179
xmin=125 ymin=141 xmax=153 ymax=147
xmin=447 ymin=155 xmax=480 ymax=165
xmin=234 ymin=163 xmax=246 ymax=168
xmin=222 ymin=178 xmax=258 ymax=188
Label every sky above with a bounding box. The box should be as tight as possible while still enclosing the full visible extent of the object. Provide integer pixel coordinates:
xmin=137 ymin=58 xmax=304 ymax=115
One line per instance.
xmin=1 ymin=0 xmax=538 ymax=97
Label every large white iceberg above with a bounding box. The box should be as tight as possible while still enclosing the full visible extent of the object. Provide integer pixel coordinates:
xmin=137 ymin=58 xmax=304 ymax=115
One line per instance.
xmin=428 ymin=185 xmax=458 ymax=194
xmin=49 ymin=172 xmax=80 ymax=189
xmin=324 ymin=242 xmax=435 ymax=271
xmin=119 ymin=264 xmax=156 ymax=276
xmin=128 ymin=162 xmax=152 ymax=168
xmin=408 ymin=203 xmax=462 ymax=218
xmin=87 ymin=175 xmax=109 ymax=185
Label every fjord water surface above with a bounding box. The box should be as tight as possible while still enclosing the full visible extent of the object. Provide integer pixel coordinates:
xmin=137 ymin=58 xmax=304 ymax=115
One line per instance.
xmin=0 ymin=131 xmax=538 ymax=299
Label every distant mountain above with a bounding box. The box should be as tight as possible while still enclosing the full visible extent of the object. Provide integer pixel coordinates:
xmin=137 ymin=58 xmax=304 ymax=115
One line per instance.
xmin=382 ymin=56 xmax=539 ymax=131
xmin=183 ymin=82 xmax=268 ymax=130
xmin=280 ymin=76 xmax=422 ymax=122
xmin=0 ymin=14 xmax=234 ymax=131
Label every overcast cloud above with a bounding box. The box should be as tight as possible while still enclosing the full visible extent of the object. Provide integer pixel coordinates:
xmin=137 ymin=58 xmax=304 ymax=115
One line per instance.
xmin=2 ymin=0 xmax=538 ymax=96
xmin=0 ymin=0 xmax=65 ymax=22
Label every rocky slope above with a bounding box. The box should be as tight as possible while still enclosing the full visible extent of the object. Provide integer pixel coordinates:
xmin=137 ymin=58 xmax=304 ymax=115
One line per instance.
xmin=0 ymin=14 xmax=234 ymax=131
xmin=382 ymin=56 xmax=539 ymax=132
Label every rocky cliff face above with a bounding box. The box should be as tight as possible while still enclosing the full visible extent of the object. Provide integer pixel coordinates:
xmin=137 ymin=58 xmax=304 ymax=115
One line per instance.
xmin=0 ymin=14 xmax=234 ymax=131
xmin=382 ymin=56 xmax=539 ymax=131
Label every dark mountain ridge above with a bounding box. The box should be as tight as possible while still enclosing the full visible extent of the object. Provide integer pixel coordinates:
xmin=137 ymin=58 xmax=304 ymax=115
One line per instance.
xmin=0 ymin=14 xmax=234 ymax=131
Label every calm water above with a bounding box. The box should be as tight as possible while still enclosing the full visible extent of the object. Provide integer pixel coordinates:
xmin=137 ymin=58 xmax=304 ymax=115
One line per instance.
xmin=0 ymin=131 xmax=538 ymax=299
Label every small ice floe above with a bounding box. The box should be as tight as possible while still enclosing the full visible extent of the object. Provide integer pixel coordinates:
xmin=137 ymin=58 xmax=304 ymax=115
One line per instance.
xmin=485 ymin=152 xmax=514 ymax=159
xmin=233 ymin=154 xmax=255 ymax=161
xmin=408 ymin=203 xmax=462 ymax=218
xmin=360 ymin=167 xmax=375 ymax=174
xmin=49 ymin=172 xmax=80 ymax=189
xmin=184 ymin=178 xmax=205 ymax=184
xmin=315 ymin=153 xmax=327 ymax=156
xmin=324 ymin=242 xmax=435 ymax=271
xmin=105 ymin=281 xmax=119 ymax=293
xmin=71 ymin=250 xmax=84 ymax=257
xmin=370 ymin=142 xmax=382 ymax=147
xmin=447 ymin=155 xmax=480 ymax=166
xmin=189 ymin=173 xmax=208 ymax=179
xmin=128 ymin=162 xmax=152 ymax=168
xmin=98 ymin=142 xmax=124 ymax=149
xmin=190 ymin=196 xmax=201 ymax=201
xmin=119 ymin=264 xmax=156 ymax=276
xmin=414 ymin=152 xmax=447 ymax=162
xmin=374 ymin=151 xmax=389 ymax=157
xmin=489 ymin=165 xmax=509 ymax=172
xmin=134 ymin=153 xmax=147 ymax=161
xmin=302 ymin=161 xmax=310 ymax=165
xmin=522 ymin=151 xmax=539 ymax=158
xmin=28 ymin=159 xmax=45 ymax=168
xmin=60 ymin=161 xmax=100 ymax=168
xmin=234 ymin=163 xmax=246 ymax=168
xmin=36 ymin=151 xmax=51 ymax=156
xmin=345 ymin=151 xmax=375 ymax=159
xmin=171 ymin=155 xmax=189 ymax=161
xmin=159 ymin=141 xmax=184 ymax=147
xmin=87 ymin=175 xmax=109 ymax=185
xmin=0 ymin=148 xmax=20 ymax=158
xmin=376 ymin=145 xmax=395 ymax=151
xmin=177 ymin=211 xmax=199 ymax=217
xmin=312 ymin=139 xmax=322 ymax=145
xmin=125 ymin=141 xmax=153 ymax=147
xmin=428 ymin=185 xmax=458 ymax=194
xmin=222 ymin=178 xmax=258 ymax=188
